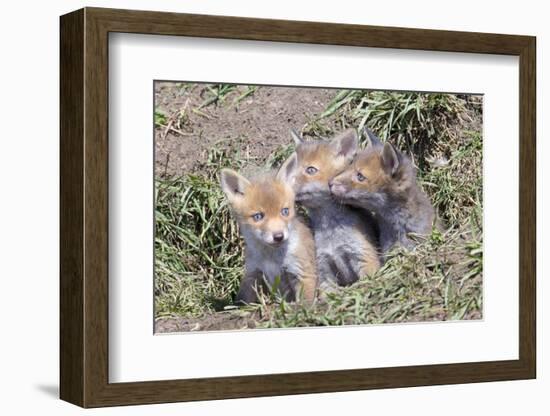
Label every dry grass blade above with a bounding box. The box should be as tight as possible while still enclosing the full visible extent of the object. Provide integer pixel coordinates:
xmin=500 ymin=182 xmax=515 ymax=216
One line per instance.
xmin=154 ymin=84 xmax=483 ymax=332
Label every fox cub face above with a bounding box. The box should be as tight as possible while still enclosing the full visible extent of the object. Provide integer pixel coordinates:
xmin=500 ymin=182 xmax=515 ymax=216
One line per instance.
xmin=330 ymin=131 xmax=413 ymax=212
xmin=220 ymin=154 xmax=298 ymax=246
xmin=290 ymin=129 xmax=358 ymax=206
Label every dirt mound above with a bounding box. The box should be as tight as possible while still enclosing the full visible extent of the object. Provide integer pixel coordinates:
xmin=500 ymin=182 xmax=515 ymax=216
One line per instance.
xmin=155 ymin=83 xmax=336 ymax=177
xmin=155 ymin=310 xmax=259 ymax=333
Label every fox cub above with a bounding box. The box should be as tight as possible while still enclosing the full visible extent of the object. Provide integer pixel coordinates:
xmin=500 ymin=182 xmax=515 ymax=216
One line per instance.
xmin=220 ymin=154 xmax=317 ymax=304
xmin=330 ymin=129 xmax=435 ymax=254
xmin=285 ymin=129 xmax=380 ymax=289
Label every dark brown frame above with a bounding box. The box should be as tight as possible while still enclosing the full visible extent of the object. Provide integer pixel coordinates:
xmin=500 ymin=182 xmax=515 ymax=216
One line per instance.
xmin=60 ymin=7 xmax=536 ymax=408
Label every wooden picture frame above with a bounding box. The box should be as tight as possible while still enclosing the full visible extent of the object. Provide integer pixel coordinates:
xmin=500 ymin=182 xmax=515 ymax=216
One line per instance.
xmin=60 ymin=7 xmax=536 ymax=408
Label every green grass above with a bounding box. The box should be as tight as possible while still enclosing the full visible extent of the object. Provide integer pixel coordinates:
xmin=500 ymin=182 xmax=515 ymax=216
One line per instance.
xmin=195 ymin=84 xmax=258 ymax=111
xmin=154 ymin=109 xmax=167 ymax=127
xmin=154 ymin=140 xmax=253 ymax=318
xmin=297 ymin=90 xmax=483 ymax=226
xmin=154 ymin=85 xmax=483 ymax=331
xmin=420 ymin=130 xmax=483 ymax=227
xmin=302 ymin=90 xmax=478 ymax=170
xmin=154 ymin=84 xmax=259 ymax=137
xmin=155 ymin=174 xmax=243 ymax=318
xmin=252 ymin=226 xmax=482 ymax=328
xmin=198 ymin=84 xmax=236 ymax=109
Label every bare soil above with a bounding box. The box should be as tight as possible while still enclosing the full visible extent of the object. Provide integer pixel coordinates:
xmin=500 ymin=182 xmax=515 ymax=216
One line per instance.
xmin=155 ymin=311 xmax=259 ymax=333
xmin=154 ymin=82 xmax=483 ymax=333
xmin=155 ymin=82 xmax=337 ymax=177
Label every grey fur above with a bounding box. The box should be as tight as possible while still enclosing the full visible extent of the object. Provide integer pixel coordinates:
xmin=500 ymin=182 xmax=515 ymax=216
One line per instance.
xmin=307 ymin=203 xmax=378 ymax=287
xmin=236 ymin=220 xmax=305 ymax=302
xmin=288 ymin=129 xmax=379 ymax=287
xmin=221 ymin=167 xmax=315 ymax=303
xmin=364 ymin=127 xmax=383 ymax=149
xmin=342 ymin=138 xmax=435 ymax=254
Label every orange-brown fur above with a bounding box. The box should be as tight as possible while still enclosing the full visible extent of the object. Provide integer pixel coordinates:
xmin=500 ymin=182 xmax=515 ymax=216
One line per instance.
xmin=229 ymin=177 xmax=295 ymax=234
xmin=288 ymin=129 xmax=380 ymax=288
xmin=331 ymin=130 xmax=435 ymax=253
xmin=220 ymin=159 xmax=317 ymax=303
xmin=294 ymin=141 xmax=348 ymax=200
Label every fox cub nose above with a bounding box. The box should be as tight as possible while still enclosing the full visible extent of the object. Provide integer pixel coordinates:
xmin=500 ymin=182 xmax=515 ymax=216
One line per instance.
xmin=273 ymin=232 xmax=284 ymax=242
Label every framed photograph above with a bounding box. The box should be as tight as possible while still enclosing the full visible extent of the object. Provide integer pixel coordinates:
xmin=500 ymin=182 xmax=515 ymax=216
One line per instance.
xmin=60 ymin=7 xmax=536 ymax=408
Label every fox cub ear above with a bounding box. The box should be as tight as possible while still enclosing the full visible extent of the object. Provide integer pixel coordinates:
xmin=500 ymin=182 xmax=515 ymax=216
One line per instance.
xmin=330 ymin=129 xmax=358 ymax=161
xmin=290 ymin=129 xmax=304 ymax=146
xmin=277 ymin=152 xmax=298 ymax=184
xmin=220 ymin=169 xmax=251 ymax=201
xmin=364 ymin=128 xmax=383 ymax=150
xmin=381 ymin=142 xmax=400 ymax=176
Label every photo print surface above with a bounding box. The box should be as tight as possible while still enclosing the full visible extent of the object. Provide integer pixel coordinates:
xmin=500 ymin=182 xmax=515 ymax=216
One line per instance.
xmin=154 ymin=82 xmax=483 ymax=333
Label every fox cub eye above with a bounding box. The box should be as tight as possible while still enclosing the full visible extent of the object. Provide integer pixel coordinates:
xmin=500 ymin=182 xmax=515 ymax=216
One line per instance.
xmin=281 ymin=207 xmax=289 ymax=217
xmin=356 ymin=172 xmax=367 ymax=182
xmin=306 ymin=166 xmax=318 ymax=175
xmin=252 ymin=212 xmax=264 ymax=222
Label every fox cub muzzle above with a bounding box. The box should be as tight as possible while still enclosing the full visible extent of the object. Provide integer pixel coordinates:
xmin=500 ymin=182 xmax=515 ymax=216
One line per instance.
xmin=331 ymin=129 xmax=436 ymax=253
xmin=220 ymin=154 xmax=317 ymax=304
xmin=286 ymin=129 xmax=381 ymax=289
